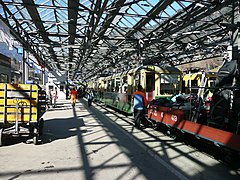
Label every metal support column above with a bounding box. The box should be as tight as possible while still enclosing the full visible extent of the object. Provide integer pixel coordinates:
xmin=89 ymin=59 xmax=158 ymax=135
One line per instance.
xmin=42 ymin=68 xmax=46 ymax=85
xmin=232 ymin=1 xmax=240 ymax=61
xmin=21 ymin=49 xmax=25 ymax=83
xmin=22 ymin=49 xmax=29 ymax=84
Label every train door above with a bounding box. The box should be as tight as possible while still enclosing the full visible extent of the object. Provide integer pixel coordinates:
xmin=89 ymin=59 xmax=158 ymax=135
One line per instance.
xmin=146 ymin=73 xmax=155 ymax=102
xmin=133 ymin=72 xmax=140 ymax=93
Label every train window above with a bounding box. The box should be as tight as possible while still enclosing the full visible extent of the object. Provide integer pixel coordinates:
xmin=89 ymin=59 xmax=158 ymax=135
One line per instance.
xmin=111 ymin=79 xmax=115 ymax=91
xmin=190 ymin=80 xmax=198 ymax=87
xmin=134 ymin=73 xmax=140 ymax=89
xmin=209 ymin=80 xmax=215 ymax=87
xmin=121 ymin=76 xmax=128 ymax=93
xmin=160 ymin=74 xmax=180 ymax=94
xmin=122 ymin=76 xmax=127 ymax=83
xmin=116 ymin=78 xmax=120 ymax=86
xmin=146 ymin=73 xmax=155 ymax=92
xmin=0 ymin=74 xmax=9 ymax=83
xmin=188 ymin=80 xmax=198 ymax=93
xmin=116 ymin=78 xmax=120 ymax=92
xmin=107 ymin=80 xmax=111 ymax=91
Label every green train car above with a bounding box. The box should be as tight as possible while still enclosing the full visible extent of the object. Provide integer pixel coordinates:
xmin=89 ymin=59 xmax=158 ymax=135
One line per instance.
xmin=89 ymin=65 xmax=182 ymax=114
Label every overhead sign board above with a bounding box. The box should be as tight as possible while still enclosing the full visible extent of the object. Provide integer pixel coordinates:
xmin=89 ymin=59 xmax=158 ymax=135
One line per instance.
xmin=26 ymin=80 xmax=34 ymax=84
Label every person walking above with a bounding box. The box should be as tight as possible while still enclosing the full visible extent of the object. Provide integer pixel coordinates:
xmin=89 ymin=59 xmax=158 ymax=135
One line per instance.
xmin=48 ymin=89 xmax=52 ymax=106
xmin=87 ymin=90 xmax=94 ymax=107
xmin=52 ymin=87 xmax=58 ymax=108
xmin=132 ymin=84 xmax=148 ymax=128
xmin=70 ymin=87 xmax=78 ymax=106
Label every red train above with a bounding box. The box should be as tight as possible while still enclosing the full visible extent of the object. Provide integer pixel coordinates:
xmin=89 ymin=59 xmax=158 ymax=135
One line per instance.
xmin=147 ymin=60 xmax=240 ymax=157
xmin=147 ymin=94 xmax=240 ymax=154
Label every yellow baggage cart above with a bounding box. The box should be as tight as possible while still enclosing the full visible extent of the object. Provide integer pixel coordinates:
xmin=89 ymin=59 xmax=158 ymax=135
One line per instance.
xmin=0 ymin=83 xmax=46 ymax=145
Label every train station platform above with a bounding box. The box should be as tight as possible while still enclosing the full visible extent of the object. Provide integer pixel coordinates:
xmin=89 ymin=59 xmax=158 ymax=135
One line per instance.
xmin=0 ymin=99 xmax=239 ymax=180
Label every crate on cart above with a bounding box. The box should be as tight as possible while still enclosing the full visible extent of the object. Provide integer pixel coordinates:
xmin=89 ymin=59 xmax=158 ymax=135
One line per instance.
xmin=0 ymin=83 xmax=46 ymax=145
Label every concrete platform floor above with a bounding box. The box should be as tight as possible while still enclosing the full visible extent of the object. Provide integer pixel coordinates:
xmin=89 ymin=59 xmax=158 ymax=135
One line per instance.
xmin=0 ymin=99 xmax=239 ymax=180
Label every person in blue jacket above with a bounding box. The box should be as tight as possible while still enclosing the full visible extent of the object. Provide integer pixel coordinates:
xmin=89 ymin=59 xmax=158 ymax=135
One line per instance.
xmin=132 ymin=85 xmax=148 ymax=128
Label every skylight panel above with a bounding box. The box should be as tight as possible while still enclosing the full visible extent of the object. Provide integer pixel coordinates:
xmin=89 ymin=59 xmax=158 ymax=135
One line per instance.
xmin=56 ymin=10 xmax=68 ymax=22
xmin=49 ymin=36 xmax=59 ymax=42
xmin=76 ymin=28 xmax=85 ymax=35
xmin=161 ymin=11 xmax=171 ymax=18
xmin=147 ymin=19 xmax=158 ymax=28
xmin=38 ymin=8 xmax=55 ymax=21
xmin=56 ymin=9 xmax=67 ymax=18
xmin=0 ymin=8 xmax=5 ymax=18
xmin=118 ymin=21 xmax=128 ymax=28
xmin=46 ymin=25 xmax=57 ymax=33
xmin=12 ymin=7 xmax=28 ymax=20
xmin=35 ymin=0 xmax=52 ymax=6
xmin=14 ymin=0 xmax=24 ymax=3
xmin=182 ymin=1 xmax=192 ymax=7
xmin=8 ymin=20 xmax=15 ymax=27
xmin=21 ymin=23 xmax=29 ymax=29
xmin=130 ymin=4 xmax=146 ymax=15
xmin=7 ymin=5 xmax=18 ymax=14
xmin=165 ymin=6 xmax=176 ymax=17
xmin=120 ymin=17 xmax=135 ymax=28
xmin=171 ymin=2 xmax=183 ymax=12
xmin=55 ymin=0 xmax=67 ymax=7
xmin=58 ymin=25 xmax=68 ymax=33
xmin=82 ymin=0 xmax=91 ymax=8
xmin=99 ymin=13 xmax=106 ymax=23
xmin=145 ymin=0 xmax=157 ymax=7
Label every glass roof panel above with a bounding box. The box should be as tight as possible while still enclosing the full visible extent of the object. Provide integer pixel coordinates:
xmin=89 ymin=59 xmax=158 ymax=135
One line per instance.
xmin=0 ymin=0 xmax=235 ymax=81
xmin=119 ymin=17 xmax=135 ymax=28
xmin=171 ymin=2 xmax=183 ymax=11
xmin=147 ymin=19 xmax=158 ymax=27
xmin=56 ymin=10 xmax=68 ymax=22
xmin=130 ymin=4 xmax=147 ymax=15
xmin=7 ymin=5 xmax=18 ymax=14
xmin=53 ymin=0 xmax=66 ymax=5
xmin=165 ymin=6 xmax=177 ymax=16
xmin=49 ymin=36 xmax=59 ymax=42
xmin=37 ymin=8 xmax=55 ymax=21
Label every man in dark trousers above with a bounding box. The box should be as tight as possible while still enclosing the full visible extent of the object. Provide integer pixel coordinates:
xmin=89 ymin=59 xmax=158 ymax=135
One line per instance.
xmin=132 ymin=84 xmax=148 ymax=128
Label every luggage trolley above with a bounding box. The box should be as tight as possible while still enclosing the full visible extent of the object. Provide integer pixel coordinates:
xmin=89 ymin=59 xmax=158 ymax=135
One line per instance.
xmin=0 ymin=83 xmax=46 ymax=145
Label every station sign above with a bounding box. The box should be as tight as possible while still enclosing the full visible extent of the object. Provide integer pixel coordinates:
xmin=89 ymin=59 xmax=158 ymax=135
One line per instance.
xmin=26 ymin=80 xmax=34 ymax=84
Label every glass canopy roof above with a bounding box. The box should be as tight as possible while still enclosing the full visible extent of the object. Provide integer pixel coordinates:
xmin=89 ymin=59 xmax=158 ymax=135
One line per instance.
xmin=0 ymin=0 xmax=238 ymax=81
